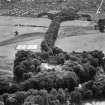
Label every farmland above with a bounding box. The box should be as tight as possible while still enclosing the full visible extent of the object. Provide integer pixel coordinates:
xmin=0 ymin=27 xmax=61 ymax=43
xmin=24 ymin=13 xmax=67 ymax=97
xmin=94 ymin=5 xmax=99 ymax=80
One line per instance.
xmin=1 ymin=5 xmax=105 ymax=104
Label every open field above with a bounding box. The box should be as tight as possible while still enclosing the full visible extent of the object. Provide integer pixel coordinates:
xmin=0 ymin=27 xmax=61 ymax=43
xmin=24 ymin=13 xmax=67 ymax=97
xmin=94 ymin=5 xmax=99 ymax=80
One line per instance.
xmin=0 ymin=16 xmax=49 ymax=75
xmin=0 ymin=16 xmax=104 ymax=72
xmin=1 ymin=1 xmax=105 ymax=104
xmin=0 ymin=15 xmax=105 ymax=104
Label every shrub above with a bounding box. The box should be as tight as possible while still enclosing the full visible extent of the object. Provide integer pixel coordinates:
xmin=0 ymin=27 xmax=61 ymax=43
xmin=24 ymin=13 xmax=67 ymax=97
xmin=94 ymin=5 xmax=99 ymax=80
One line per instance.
xmin=14 ymin=58 xmax=41 ymax=82
xmin=50 ymin=88 xmax=58 ymax=98
xmin=52 ymin=47 xmax=64 ymax=55
xmin=23 ymin=72 xmax=33 ymax=80
xmin=19 ymin=70 xmax=79 ymax=91
xmin=70 ymin=90 xmax=82 ymax=104
xmin=57 ymin=88 xmax=66 ymax=104
xmin=82 ymin=89 xmax=93 ymax=99
xmin=92 ymin=74 xmax=105 ymax=98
